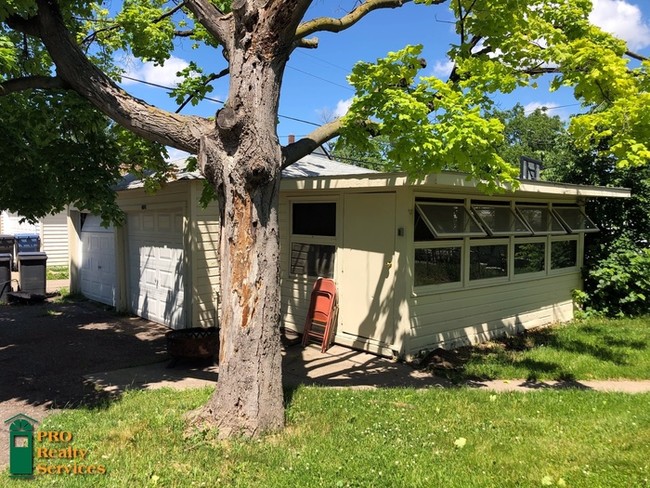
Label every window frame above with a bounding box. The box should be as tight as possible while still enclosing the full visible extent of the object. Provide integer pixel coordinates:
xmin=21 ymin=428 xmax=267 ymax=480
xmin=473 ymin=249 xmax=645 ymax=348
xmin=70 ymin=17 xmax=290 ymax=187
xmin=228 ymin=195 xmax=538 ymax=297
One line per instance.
xmin=467 ymin=237 xmax=510 ymax=285
xmin=413 ymin=239 xmax=464 ymax=292
xmin=549 ymin=235 xmax=580 ymax=273
xmin=289 ymin=198 xmax=339 ymax=280
xmin=512 ymin=236 xmax=547 ymax=278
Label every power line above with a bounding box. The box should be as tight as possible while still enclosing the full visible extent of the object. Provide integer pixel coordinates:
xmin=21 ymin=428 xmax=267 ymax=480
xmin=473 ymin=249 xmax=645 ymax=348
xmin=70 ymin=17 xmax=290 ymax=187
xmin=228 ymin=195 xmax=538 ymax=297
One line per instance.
xmin=285 ymin=65 xmax=354 ymax=91
xmin=120 ymin=75 xmax=322 ymax=127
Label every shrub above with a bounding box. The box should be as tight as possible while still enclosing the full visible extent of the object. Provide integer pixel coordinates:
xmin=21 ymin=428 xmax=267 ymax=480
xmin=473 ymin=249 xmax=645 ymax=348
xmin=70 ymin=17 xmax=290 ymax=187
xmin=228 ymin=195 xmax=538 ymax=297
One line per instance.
xmin=575 ymin=237 xmax=650 ymax=317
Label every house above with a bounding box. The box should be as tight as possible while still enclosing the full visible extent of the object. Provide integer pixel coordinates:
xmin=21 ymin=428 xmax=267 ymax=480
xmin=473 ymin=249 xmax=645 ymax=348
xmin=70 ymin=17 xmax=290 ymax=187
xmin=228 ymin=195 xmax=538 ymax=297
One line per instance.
xmin=0 ymin=210 xmax=70 ymax=266
xmin=68 ymin=153 xmax=629 ymax=358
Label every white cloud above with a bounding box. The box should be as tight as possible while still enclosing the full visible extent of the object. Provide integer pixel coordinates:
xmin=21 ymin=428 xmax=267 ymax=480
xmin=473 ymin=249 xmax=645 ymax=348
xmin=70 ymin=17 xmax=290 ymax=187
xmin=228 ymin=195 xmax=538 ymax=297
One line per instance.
xmin=432 ymin=59 xmax=455 ymax=78
xmin=333 ymin=98 xmax=353 ymax=118
xmin=123 ymin=56 xmax=190 ymax=87
xmin=523 ymin=102 xmax=560 ymax=114
xmin=590 ymin=0 xmax=650 ymax=50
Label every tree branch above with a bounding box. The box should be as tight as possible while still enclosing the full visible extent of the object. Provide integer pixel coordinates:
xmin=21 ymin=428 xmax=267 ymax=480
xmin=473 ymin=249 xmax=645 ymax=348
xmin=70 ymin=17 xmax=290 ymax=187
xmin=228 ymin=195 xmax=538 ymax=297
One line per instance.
xmin=0 ymin=75 xmax=68 ymax=96
xmin=184 ymin=0 xmax=233 ymax=54
xmin=295 ymin=0 xmax=445 ymax=40
xmin=176 ymin=67 xmax=229 ymax=113
xmin=281 ymin=118 xmax=342 ymax=168
xmin=626 ymin=49 xmax=649 ymax=62
xmin=34 ymin=0 xmax=210 ymax=153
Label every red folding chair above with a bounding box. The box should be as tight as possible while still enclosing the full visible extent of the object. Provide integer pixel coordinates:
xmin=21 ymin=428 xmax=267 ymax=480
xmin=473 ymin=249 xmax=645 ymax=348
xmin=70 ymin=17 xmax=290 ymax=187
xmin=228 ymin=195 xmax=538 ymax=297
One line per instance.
xmin=302 ymin=278 xmax=338 ymax=353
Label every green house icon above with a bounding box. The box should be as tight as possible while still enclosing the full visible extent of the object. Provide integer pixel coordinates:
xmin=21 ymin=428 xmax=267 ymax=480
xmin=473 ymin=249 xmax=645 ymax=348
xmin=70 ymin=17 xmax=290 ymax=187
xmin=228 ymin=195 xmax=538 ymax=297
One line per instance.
xmin=4 ymin=414 xmax=38 ymax=477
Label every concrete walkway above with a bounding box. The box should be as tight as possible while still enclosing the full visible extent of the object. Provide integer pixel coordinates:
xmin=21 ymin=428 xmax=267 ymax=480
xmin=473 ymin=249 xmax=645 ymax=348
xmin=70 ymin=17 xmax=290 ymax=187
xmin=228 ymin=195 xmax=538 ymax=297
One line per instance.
xmin=85 ymin=343 xmax=650 ymax=395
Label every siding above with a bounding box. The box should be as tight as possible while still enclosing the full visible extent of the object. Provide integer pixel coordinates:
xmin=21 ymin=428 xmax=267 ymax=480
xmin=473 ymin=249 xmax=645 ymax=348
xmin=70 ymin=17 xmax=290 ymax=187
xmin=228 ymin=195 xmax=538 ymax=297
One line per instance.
xmin=189 ymin=181 xmax=221 ymax=328
xmin=407 ymin=272 xmax=581 ymax=354
xmin=42 ymin=211 xmax=69 ymax=266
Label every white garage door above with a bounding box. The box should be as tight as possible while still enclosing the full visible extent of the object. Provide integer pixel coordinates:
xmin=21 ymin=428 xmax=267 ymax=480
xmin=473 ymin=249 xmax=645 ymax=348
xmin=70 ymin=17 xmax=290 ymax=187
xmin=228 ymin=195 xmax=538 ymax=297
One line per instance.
xmin=80 ymin=215 xmax=117 ymax=306
xmin=127 ymin=209 xmax=185 ymax=329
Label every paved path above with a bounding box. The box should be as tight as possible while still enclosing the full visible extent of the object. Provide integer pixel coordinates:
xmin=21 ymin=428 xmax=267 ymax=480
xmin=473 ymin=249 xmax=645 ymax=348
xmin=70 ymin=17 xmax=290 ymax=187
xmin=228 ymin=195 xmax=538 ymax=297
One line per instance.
xmin=86 ymin=344 xmax=650 ymax=394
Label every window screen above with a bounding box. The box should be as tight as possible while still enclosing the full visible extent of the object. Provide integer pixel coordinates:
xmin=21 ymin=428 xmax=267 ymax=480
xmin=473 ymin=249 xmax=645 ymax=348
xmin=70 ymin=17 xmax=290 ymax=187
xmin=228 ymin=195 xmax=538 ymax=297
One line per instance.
xmin=416 ymin=202 xmax=486 ymax=238
xmin=517 ymin=206 xmax=566 ymax=235
xmin=553 ymin=207 xmax=599 ymax=233
xmin=292 ymin=202 xmax=336 ymax=236
xmin=472 ymin=205 xmax=532 ymax=236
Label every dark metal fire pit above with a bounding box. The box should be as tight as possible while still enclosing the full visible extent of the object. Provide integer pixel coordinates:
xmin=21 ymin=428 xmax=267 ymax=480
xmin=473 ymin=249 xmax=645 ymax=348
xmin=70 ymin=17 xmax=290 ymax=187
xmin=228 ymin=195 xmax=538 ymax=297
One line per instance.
xmin=166 ymin=327 xmax=219 ymax=364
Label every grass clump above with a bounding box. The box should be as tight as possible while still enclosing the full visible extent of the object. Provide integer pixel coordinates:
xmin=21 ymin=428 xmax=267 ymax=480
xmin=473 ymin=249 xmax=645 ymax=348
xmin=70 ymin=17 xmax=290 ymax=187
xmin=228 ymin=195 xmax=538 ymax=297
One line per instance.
xmin=2 ymin=386 xmax=648 ymax=487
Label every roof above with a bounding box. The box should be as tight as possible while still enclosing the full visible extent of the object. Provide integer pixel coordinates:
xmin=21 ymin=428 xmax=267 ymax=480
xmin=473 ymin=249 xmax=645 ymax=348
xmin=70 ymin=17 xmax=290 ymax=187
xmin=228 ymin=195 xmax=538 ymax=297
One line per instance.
xmin=115 ymin=153 xmax=630 ymax=199
xmin=115 ymin=152 xmax=376 ymax=191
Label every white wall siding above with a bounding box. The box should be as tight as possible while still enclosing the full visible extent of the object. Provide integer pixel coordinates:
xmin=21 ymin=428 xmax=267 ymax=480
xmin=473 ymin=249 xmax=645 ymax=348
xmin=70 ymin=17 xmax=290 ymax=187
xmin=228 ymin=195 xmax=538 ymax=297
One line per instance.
xmin=407 ymin=272 xmax=581 ymax=354
xmin=41 ymin=211 xmax=69 ymax=266
xmin=189 ymin=181 xmax=221 ymax=329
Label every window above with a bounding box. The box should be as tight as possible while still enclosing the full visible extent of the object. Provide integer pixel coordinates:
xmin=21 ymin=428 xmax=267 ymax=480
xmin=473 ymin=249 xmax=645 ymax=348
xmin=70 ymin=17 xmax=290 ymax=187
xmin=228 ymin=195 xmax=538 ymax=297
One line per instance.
xmin=551 ymin=239 xmax=578 ymax=269
xmin=471 ymin=205 xmax=531 ymax=236
xmin=517 ymin=206 xmax=566 ymax=235
xmin=414 ymin=246 xmax=462 ymax=286
xmin=290 ymin=243 xmax=335 ymax=278
xmin=553 ymin=207 xmax=598 ymax=233
xmin=514 ymin=241 xmax=546 ymax=274
xmin=470 ymin=243 xmax=508 ymax=280
xmin=292 ymin=202 xmax=336 ymax=236
xmin=416 ymin=202 xmax=486 ymax=238
xmin=290 ymin=201 xmax=337 ymax=279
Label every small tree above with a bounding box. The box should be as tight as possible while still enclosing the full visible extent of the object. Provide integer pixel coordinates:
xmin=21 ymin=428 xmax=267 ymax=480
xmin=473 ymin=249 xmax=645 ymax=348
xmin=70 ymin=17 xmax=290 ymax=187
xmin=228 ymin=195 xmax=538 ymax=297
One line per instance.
xmin=1 ymin=0 xmax=649 ymax=437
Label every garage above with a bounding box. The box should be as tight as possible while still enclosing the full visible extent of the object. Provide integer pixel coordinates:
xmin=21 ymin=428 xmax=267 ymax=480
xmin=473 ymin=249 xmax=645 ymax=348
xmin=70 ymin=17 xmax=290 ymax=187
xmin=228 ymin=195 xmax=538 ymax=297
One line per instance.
xmin=80 ymin=215 xmax=117 ymax=306
xmin=127 ymin=209 xmax=186 ymax=329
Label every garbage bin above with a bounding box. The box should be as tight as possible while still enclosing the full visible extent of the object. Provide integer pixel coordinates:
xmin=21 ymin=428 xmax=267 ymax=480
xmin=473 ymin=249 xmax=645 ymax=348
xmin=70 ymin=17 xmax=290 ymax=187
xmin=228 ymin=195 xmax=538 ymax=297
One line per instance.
xmin=0 ymin=235 xmax=14 ymax=271
xmin=18 ymin=252 xmax=47 ymax=296
xmin=0 ymin=253 xmax=11 ymax=304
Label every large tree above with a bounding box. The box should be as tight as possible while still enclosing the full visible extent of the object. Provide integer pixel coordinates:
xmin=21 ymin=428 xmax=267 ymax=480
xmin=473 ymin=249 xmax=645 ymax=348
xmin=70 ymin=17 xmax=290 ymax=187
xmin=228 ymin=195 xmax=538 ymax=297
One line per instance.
xmin=1 ymin=0 xmax=649 ymax=437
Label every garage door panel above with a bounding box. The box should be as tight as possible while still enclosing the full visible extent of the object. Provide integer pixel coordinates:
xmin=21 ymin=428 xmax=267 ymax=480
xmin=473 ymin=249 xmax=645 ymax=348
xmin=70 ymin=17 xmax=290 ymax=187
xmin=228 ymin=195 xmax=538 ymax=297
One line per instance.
xmin=127 ymin=210 xmax=185 ymax=329
xmin=80 ymin=217 xmax=116 ymax=307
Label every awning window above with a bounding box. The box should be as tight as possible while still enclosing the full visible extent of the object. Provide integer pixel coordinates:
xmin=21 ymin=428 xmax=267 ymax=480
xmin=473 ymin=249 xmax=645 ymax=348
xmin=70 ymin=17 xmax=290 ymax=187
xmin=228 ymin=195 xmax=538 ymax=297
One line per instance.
xmin=416 ymin=202 xmax=486 ymax=238
xmin=471 ymin=205 xmax=532 ymax=237
xmin=516 ymin=206 xmax=566 ymax=235
xmin=553 ymin=207 xmax=599 ymax=233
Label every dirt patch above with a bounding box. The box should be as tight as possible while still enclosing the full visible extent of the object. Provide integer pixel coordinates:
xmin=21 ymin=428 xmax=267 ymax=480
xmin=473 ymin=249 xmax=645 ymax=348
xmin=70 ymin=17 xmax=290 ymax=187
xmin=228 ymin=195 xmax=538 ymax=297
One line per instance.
xmin=0 ymin=297 xmax=169 ymax=468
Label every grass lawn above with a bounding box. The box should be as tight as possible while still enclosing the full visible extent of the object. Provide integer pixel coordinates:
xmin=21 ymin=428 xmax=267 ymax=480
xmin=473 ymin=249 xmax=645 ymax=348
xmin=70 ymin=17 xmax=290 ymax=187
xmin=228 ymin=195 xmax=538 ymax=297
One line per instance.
xmin=46 ymin=265 xmax=69 ymax=280
xmin=430 ymin=316 xmax=650 ymax=382
xmin=2 ymin=387 xmax=649 ymax=487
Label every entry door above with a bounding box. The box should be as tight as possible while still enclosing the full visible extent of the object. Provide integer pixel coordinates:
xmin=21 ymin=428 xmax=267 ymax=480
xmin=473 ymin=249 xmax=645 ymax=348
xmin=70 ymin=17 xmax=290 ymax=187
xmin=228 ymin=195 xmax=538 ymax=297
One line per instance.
xmin=338 ymin=193 xmax=396 ymax=345
xmin=80 ymin=215 xmax=116 ymax=306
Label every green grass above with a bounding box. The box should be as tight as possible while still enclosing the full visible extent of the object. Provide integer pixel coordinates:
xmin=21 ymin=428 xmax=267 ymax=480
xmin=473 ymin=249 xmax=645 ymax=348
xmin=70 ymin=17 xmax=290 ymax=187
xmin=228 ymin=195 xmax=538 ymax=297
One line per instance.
xmin=46 ymin=265 xmax=69 ymax=280
xmin=2 ymin=387 xmax=649 ymax=487
xmin=443 ymin=316 xmax=650 ymax=382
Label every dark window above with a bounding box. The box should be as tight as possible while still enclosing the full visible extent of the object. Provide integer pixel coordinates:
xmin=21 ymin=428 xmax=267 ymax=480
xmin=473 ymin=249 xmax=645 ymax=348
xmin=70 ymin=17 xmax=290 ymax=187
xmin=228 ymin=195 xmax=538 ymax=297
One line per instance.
xmin=292 ymin=203 xmax=336 ymax=236
xmin=551 ymin=240 xmax=577 ymax=269
xmin=414 ymin=247 xmax=462 ymax=286
xmin=290 ymin=243 xmax=335 ymax=278
xmin=470 ymin=244 xmax=508 ymax=280
xmin=514 ymin=242 xmax=546 ymax=274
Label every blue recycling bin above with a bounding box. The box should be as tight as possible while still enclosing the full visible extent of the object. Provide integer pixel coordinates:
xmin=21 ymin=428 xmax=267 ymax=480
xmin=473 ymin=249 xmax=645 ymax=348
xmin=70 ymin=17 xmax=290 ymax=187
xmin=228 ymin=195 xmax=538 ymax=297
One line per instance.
xmin=14 ymin=233 xmax=40 ymax=254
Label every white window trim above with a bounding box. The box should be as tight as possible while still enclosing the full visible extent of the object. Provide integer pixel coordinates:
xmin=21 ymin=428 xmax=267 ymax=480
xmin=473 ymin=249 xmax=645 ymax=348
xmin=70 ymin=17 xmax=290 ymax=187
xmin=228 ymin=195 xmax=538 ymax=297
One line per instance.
xmin=471 ymin=204 xmax=532 ymax=237
xmin=512 ymin=237 xmax=547 ymax=279
xmin=467 ymin=238 xmax=510 ymax=285
xmin=516 ymin=205 xmax=567 ymax=236
xmin=416 ymin=202 xmax=487 ymax=239
xmin=553 ymin=207 xmax=599 ymax=233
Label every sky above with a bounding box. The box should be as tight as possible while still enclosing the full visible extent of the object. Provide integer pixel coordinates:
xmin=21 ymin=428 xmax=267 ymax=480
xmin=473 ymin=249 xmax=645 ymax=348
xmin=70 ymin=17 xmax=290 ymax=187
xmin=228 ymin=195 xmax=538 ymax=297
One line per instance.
xmin=118 ymin=0 xmax=650 ymax=160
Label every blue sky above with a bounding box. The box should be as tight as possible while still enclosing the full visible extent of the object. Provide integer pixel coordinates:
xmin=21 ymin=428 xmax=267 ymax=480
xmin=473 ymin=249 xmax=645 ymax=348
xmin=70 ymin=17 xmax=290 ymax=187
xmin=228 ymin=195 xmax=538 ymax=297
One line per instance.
xmin=118 ymin=0 xmax=650 ymax=160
